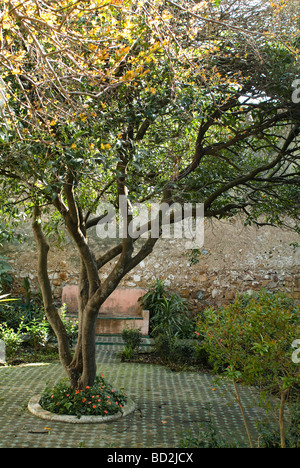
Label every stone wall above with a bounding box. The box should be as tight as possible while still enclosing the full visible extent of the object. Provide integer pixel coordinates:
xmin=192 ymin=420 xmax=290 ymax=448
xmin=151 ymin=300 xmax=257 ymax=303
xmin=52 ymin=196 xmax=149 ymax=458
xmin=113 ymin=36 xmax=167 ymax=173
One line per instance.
xmin=2 ymin=216 xmax=299 ymax=310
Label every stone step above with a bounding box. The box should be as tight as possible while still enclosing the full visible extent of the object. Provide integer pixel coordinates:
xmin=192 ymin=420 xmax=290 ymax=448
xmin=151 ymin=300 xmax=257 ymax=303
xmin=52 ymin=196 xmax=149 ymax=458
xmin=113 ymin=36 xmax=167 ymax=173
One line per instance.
xmin=65 ymin=312 xmax=149 ymax=335
xmin=95 ymin=334 xmax=152 ymax=347
xmin=97 ymin=316 xmax=144 ymax=320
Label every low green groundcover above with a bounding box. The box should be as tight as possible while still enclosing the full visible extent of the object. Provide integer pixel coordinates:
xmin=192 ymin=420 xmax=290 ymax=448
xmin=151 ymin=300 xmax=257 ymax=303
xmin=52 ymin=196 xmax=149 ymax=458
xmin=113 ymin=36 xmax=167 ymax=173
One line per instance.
xmin=39 ymin=375 xmax=127 ymax=418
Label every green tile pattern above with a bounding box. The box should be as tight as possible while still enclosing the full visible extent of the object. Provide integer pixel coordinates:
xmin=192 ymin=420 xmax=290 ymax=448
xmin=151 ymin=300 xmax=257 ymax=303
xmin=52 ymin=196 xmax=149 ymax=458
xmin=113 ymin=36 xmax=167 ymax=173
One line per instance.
xmin=0 ymin=346 xmax=278 ymax=448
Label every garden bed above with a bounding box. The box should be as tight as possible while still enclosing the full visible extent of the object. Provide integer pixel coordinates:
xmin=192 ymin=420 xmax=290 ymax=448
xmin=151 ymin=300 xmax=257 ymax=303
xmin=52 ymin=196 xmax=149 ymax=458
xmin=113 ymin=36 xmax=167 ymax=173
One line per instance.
xmin=123 ymin=350 xmax=210 ymax=374
xmin=28 ymin=374 xmax=135 ymax=424
xmin=28 ymin=394 xmax=136 ymax=424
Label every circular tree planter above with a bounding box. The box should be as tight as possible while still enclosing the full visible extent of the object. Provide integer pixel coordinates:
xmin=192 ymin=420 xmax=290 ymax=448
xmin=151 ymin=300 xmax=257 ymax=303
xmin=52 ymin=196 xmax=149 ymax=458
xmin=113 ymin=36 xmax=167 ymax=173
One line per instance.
xmin=28 ymin=394 xmax=136 ymax=424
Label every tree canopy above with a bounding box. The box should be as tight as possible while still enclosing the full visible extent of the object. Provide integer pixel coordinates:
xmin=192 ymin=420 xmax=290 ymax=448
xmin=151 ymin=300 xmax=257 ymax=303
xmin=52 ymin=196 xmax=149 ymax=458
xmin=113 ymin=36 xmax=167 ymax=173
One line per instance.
xmin=0 ymin=0 xmax=299 ymax=387
xmin=0 ymin=0 xmax=299 ymax=226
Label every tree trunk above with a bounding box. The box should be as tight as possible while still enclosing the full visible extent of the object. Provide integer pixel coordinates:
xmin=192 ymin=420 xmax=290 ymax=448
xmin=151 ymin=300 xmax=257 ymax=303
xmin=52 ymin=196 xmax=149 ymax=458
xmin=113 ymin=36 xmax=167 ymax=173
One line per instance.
xmin=77 ymin=303 xmax=99 ymax=388
xmin=66 ymin=259 xmax=88 ymax=387
xmin=32 ymin=206 xmax=73 ymax=375
xmin=232 ymin=380 xmax=254 ymax=448
xmin=33 ymin=180 xmax=162 ymax=389
xmin=279 ymin=389 xmax=289 ymax=449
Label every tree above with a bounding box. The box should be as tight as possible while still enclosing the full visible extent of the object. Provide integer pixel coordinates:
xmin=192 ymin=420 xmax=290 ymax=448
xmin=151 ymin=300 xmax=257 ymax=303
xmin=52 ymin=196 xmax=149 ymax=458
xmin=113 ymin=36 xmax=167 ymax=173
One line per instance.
xmin=0 ymin=0 xmax=299 ymax=389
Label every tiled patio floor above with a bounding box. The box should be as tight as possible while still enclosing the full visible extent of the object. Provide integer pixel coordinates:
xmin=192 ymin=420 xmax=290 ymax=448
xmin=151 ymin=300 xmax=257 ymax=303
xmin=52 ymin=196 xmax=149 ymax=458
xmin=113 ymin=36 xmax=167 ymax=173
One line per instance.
xmin=0 ymin=345 xmax=277 ymax=448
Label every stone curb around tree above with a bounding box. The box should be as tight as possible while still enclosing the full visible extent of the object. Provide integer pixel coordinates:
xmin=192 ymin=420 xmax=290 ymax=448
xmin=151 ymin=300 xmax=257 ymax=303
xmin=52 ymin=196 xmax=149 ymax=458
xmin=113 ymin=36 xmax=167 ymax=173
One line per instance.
xmin=28 ymin=394 xmax=136 ymax=424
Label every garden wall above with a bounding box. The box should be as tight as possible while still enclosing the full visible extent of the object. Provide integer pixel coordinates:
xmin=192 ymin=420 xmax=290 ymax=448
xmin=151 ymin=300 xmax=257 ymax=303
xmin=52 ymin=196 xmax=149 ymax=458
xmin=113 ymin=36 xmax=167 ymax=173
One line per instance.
xmin=2 ymin=216 xmax=299 ymax=310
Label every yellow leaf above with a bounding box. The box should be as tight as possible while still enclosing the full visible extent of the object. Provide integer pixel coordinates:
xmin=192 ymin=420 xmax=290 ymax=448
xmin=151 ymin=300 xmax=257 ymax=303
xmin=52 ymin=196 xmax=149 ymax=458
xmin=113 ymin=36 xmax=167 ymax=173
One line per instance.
xmin=124 ymin=70 xmax=135 ymax=81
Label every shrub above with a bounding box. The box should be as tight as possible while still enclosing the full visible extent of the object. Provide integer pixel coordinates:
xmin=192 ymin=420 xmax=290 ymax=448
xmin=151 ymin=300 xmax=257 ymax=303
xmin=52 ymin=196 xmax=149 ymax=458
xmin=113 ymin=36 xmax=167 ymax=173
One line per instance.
xmin=195 ymin=289 xmax=300 ymax=448
xmin=39 ymin=375 xmax=127 ymax=418
xmin=22 ymin=318 xmax=49 ymax=351
xmin=121 ymin=346 xmax=135 ymax=361
xmin=258 ymin=403 xmax=300 ymax=449
xmin=153 ymin=334 xmax=200 ymax=366
xmin=121 ymin=327 xmax=143 ymax=351
xmin=171 ymin=339 xmax=198 ymax=365
xmin=139 ymin=279 xmax=168 ymax=317
xmin=0 ymin=322 xmax=23 ymax=359
xmin=196 ymin=289 xmax=300 ymax=385
xmin=0 ymin=292 xmax=44 ymax=331
xmin=153 ymin=333 xmax=172 ymax=359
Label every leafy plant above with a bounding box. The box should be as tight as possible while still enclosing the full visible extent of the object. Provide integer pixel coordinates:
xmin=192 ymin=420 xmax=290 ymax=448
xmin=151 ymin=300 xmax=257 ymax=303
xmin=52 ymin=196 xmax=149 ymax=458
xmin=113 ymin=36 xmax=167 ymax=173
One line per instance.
xmin=120 ymin=346 xmax=135 ymax=361
xmin=170 ymin=338 xmax=198 ymax=365
xmin=0 ymin=296 xmax=43 ymax=331
xmin=0 ymin=293 xmax=18 ymax=303
xmin=153 ymin=333 xmax=172 ymax=359
xmin=152 ymin=333 xmax=202 ymax=368
xmin=139 ymin=279 xmax=169 ymax=318
xmin=150 ymin=293 xmax=193 ymax=339
xmin=39 ymin=375 xmax=127 ymax=419
xmin=0 ymin=256 xmax=13 ymax=291
xmin=258 ymin=404 xmax=300 ymax=449
xmin=118 ymin=327 xmax=143 ymax=361
xmin=22 ymin=318 xmax=49 ymax=352
xmin=0 ymin=322 xmax=23 ymax=359
xmin=195 ymin=289 xmax=300 ymax=448
xmin=121 ymin=327 xmax=143 ymax=351
xmin=140 ymin=280 xmax=193 ymax=339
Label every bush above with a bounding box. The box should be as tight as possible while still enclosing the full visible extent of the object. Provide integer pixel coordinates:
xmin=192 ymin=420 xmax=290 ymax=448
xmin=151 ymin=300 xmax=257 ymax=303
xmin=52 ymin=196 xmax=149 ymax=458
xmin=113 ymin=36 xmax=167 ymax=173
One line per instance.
xmin=139 ymin=279 xmax=167 ymax=318
xmin=60 ymin=304 xmax=78 ymax=346
xmin=153 ymin=334 xmax=201 ymax=366
xmin=45 ymin=304 xmax=78 ymax=347
xmin=39 ymin=375 xmax=127 ymax=418
xmin=0 ymin=322 xmax=23 ymax=359
xmin=22 ymin=318 xmax=49 ymax=351
xmin=0 ymin=294 xmax=44 ymax=331
xmin=121 ymin=327 xmax=143 ymax=351
xmin=118 ymin=327 xmax=143 ymax=361
xmin=0 ymin=299 xmax=78 ymax=362
xmin=153 ymin=333 xmax=172 ymax=359
xmin=258 ymin=403 xmax=300 ymax=449
xmin=196 ymin=289 xmax=300 ymax=384
xmin=171 ymin=339 xmax=198 ymax=365
xmin=195 ymin=289 xmax=300 ymax=448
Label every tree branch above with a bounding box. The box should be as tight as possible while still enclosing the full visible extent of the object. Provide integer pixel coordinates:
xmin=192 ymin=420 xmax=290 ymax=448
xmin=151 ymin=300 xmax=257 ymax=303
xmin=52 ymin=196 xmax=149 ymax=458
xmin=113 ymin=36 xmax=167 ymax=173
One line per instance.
xmin=32 ymin=205 xmax=73 ymax=370
xmin=204 ymin=124 xmax=300 ymax=211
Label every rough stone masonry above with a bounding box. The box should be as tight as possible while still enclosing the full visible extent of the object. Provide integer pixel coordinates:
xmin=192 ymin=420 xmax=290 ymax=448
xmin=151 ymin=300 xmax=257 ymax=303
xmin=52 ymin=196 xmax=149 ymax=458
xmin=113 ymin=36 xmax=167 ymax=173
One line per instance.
xmin=2 ymin=216 xmax=299 ymax=311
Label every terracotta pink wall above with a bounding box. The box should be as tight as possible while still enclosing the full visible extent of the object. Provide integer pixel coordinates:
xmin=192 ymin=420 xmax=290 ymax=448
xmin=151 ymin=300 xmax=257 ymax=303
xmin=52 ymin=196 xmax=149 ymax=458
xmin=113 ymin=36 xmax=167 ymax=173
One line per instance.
xmin=62 ymin=286 xmax=147 ymax=315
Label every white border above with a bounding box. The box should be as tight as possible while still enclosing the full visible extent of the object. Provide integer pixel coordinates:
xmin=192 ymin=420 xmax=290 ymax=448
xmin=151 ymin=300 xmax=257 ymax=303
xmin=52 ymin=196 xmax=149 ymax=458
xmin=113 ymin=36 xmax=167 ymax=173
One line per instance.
xmin=28 ymin=394 xmax=136 ymax=424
